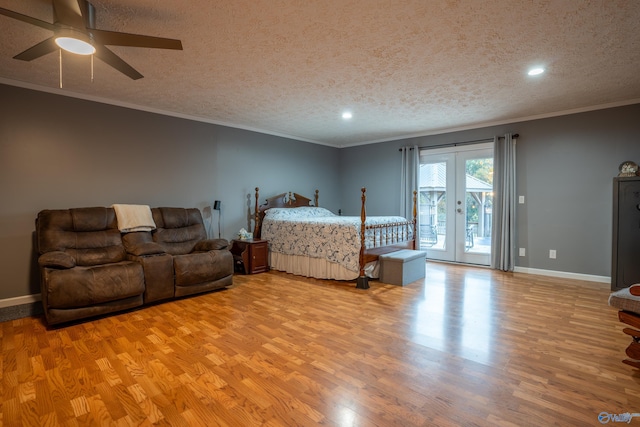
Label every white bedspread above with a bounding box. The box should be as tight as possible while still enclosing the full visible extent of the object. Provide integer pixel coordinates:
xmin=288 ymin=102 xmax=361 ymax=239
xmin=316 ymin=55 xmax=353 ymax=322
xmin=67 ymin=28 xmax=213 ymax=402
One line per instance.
xmin=261 ymin=207 xmax=410 ymax=276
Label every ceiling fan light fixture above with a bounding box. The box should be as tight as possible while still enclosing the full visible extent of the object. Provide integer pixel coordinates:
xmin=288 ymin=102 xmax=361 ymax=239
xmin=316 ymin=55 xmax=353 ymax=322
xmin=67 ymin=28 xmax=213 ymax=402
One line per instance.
xmin=55 ymin=35 xmax=95 ymax=55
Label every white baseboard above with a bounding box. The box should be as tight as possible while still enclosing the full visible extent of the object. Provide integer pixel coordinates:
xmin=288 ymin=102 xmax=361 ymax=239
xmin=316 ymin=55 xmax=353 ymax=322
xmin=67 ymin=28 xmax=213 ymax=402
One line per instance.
xmin=514 ymin=267 xmax=610 ymax=284
xmin=0 ymin=293 xmax=41 ymax=309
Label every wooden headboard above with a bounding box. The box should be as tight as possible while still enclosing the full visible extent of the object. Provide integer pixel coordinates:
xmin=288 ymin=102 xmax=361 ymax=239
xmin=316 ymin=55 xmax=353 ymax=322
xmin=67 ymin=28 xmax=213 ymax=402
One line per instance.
xmin=253 ymin=187 xmax=319 ymax=238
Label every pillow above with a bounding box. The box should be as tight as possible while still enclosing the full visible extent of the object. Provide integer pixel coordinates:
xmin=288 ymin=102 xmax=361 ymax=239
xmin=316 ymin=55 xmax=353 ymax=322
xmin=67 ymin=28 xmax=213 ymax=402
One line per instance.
xmin=292 ymin=207 xmax=336 ymax=217
xmin=265 ymin=207 xmax=335 ymax=220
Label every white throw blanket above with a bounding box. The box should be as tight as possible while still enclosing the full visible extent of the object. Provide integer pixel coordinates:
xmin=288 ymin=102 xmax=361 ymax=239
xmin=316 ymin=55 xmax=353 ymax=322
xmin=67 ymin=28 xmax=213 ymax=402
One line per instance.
xmin=112 ymin=204 xmax=156 ymax=233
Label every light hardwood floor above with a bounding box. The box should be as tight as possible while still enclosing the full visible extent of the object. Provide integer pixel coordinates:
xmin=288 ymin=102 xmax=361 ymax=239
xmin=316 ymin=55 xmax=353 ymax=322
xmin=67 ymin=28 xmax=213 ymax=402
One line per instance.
xmin=2 ymin=263 xmax=639 ymax=426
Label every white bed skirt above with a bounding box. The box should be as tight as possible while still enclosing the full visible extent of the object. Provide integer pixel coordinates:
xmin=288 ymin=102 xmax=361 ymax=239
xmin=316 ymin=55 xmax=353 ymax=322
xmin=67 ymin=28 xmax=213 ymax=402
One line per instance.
xmin=269 ymin=252 xmax=379 ymax=280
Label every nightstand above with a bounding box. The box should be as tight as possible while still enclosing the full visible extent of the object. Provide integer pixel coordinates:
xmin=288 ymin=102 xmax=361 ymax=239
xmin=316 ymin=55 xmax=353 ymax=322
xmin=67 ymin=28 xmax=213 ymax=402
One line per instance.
xmin=230 ymin=239 xmax=269 ymax=274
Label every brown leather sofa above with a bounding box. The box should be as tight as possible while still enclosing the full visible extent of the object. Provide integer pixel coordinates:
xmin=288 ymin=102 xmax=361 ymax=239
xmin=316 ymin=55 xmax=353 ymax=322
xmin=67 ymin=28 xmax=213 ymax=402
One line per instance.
xmin=36 ymin=206 xmax=233 ymax=326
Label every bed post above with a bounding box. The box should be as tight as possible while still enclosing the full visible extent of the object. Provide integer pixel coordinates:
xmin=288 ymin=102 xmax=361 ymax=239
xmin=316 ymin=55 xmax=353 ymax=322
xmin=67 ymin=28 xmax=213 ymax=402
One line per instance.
xmin=314 ymin=189 xmax=319 ymax=207
xmin=412 ymin=189 xmax=417 ymax=250
xmin=356 ymin=187 xmax=370 ymax=290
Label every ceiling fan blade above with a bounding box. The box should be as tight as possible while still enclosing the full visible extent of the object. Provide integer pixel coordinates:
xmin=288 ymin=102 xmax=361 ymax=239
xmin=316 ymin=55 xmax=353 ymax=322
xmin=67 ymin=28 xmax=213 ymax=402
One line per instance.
xmin=94 ymin=45 xmax=143 ymax=80
xmin=91 ymin=29 xmax=183 ymax=50
xmin=0 ymin=7 xmax=56 ymax=31
xmin=14 ymin=37 xmax=58 ymax=61
xmin=52 ymin=0 xmax=85 ymax=28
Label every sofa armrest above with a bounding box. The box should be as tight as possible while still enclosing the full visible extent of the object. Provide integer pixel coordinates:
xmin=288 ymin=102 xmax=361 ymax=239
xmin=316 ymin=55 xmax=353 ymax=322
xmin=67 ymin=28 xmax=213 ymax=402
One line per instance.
xmin=195 ymin=238 xmax=230 ymax=251
xmin=38 ymin=251 xmax=75 ymax=269
xmin=122 ymin=232 xmax=165 ymax=256
xmin=127 ymin=242 xmax=165 ymax=256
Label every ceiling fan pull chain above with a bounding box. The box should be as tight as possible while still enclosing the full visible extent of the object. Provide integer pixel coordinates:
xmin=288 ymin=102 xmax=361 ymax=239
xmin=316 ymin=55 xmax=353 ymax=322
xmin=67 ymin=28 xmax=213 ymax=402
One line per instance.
xmin=91 ymin=54 xmax=94 ymax=83
xmin=59 ymin=49 xmax=63 ymax=89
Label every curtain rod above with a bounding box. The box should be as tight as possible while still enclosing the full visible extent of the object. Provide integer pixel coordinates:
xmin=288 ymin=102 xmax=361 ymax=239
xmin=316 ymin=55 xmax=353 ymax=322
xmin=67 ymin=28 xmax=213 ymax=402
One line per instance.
xmin=398 ymin=133 xmax=519 ymax=151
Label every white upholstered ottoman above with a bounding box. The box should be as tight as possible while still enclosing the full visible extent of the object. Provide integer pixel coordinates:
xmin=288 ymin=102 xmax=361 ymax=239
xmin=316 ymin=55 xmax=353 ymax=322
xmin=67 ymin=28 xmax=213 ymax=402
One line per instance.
xmin=379 ymin=249 xmax=427 ymax=286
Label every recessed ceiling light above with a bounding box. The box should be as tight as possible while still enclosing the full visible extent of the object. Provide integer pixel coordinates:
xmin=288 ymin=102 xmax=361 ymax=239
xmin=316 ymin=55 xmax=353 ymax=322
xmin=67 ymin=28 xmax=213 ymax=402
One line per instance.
xmin=528 ymin=67 xmax=545 ymax=76
xmin=342 ymin=111 xmax=353 ymax=120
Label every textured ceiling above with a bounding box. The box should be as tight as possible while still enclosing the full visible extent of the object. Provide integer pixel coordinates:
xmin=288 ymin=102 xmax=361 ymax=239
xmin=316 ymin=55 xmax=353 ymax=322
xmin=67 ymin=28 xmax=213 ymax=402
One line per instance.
xmin=1 ymin=0 xmax=640 ymax=147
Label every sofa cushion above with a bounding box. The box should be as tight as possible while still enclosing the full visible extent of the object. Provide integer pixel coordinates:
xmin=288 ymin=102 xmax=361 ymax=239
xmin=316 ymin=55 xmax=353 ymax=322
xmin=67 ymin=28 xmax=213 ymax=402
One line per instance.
xmin=151 ymin=208 xmax=208 ymax=255
xmin=195 ymin=239 xmax=230 ymax=251
xmin=71 ymin=207 xmax=111 ymax=232
xmin=173 ymin=251 xmax=232 ymax=287
xmin=153 ymin=207 xmax=204 ymax=229
xmin=45 ymin=261 xmax=144 ymax=309
xmin=38 ymin=208 xmax=126 ymax=266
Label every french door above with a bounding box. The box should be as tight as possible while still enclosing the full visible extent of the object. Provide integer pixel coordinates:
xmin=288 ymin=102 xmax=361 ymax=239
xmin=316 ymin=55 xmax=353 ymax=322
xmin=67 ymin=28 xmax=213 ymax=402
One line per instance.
xmin=419 ymin=143 xmax=493 ymax=265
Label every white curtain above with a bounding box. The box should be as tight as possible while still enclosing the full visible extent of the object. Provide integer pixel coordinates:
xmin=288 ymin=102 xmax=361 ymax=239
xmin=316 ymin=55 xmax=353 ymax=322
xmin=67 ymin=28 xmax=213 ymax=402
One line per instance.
xmin=400 ymin=145 xmax=420 ymax=243
xmin=491 ymin=133 xmax=517 ymax=271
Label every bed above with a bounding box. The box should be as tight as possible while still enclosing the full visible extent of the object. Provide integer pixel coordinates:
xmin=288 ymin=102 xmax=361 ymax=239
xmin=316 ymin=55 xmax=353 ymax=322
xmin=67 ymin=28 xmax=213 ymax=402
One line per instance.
xmin=253 ymin=187 xmax=417 ymax=288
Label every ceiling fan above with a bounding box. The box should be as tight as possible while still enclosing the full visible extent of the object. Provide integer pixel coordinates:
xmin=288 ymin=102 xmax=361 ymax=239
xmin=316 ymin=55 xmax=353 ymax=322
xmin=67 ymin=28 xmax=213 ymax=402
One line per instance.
xmin=0 ymin=0 xmax=183 ymax=80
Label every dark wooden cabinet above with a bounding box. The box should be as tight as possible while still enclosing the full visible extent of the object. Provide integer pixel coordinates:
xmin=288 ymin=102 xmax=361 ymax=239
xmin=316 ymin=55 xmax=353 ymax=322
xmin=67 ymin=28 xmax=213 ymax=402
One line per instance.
xmin=612 ymin=176 xmax=640 ymax=291
xmin=230 ymin=239 xmax=269 ymax=274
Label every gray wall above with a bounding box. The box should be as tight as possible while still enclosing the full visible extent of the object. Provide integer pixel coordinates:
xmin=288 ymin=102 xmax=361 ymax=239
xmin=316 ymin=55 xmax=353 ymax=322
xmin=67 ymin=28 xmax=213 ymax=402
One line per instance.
xmin=2 ymin=82 xmax=639 ymax=302
xmin=340 ymin=104 xmax=640 ymax=277
xmin=0 ymin=84 xmax=340 ymax=300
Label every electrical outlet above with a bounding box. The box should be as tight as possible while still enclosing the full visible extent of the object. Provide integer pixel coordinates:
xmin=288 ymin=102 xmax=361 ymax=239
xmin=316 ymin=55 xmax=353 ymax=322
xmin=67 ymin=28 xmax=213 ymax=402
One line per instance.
xmin=519 ymin=248 xmax=526 ymax=257
xmin=549 ymin=249 xmax=556 ymax=259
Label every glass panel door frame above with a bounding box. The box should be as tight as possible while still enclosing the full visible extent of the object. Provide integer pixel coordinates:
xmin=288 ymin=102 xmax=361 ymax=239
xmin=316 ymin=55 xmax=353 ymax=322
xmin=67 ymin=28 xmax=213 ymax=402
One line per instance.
xmin=419 ymin=151 xmax=455 ymax=262
xmin=419 ymin=143 xmax=493 ymax=265
xmin=455 ymin=147 xmax=493 ymax=265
